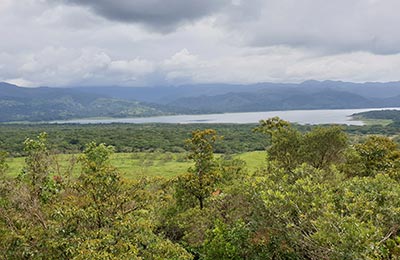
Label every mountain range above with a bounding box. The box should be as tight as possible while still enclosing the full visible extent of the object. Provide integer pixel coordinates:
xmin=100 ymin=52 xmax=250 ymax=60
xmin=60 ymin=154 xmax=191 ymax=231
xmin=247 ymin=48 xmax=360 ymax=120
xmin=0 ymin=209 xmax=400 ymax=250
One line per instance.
xmin=1 ymin=80 xmax=400 ymax=122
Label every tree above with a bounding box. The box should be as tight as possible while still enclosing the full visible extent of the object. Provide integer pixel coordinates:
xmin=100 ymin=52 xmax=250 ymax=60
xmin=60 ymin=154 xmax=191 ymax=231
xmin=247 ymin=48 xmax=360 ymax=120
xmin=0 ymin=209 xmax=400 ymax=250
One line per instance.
xmin=343 ymin=135 xmax=400 ymax=177
xmin=253 ymin=117 xmax=291 ymax=135
xmin=75 ymin=142 xmax=121 ymax=229
xmin=176 ymin=129 xmax=220 ymax=210
xmin=255 ymin=118 xmax=348 ymax=171
xmin=302 ymin=126 xmax=348 ymax=169
xmin=254 ymin=117 xmax=303 ymax=171
xmin=21 ymin=132 xmax=54 ymax=202
xmin=51 ymin=142 xmax=192 ymax=259
xmin=0 ymin=151 xmax=8 ymax=177
xmin=0 ymin=133 xmax=61 ymax=259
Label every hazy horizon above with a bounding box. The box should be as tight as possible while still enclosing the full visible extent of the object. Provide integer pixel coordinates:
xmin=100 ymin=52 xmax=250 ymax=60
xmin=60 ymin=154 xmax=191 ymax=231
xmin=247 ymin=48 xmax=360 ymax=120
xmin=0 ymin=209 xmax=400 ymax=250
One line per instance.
xmin=4 ymin=79 xmax=400 ymax=89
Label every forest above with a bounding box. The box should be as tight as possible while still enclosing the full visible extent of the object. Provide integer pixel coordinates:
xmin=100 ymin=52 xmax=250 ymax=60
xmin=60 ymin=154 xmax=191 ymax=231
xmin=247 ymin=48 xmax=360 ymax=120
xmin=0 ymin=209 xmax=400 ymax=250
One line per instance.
xmin=1 ymin=118 xmax=400 ymax=259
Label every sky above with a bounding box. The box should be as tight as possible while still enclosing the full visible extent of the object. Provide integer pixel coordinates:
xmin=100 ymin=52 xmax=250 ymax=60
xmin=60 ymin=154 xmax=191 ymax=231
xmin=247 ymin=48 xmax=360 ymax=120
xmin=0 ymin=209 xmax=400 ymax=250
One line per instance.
xmin=1 ymin=0 xmax=400 ymax=87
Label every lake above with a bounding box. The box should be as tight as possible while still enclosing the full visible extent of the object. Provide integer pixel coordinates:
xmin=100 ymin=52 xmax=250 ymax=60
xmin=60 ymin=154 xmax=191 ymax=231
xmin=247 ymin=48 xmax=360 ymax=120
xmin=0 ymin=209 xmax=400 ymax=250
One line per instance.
xmin=52 ymin=108 xmax=400 ymax=125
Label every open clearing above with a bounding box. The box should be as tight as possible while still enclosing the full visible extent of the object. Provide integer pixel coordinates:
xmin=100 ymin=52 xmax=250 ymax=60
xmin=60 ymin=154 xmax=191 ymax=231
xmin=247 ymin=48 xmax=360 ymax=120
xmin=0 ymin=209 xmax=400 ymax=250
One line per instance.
xmin=6 ymin=151 xmax=266 ymax=179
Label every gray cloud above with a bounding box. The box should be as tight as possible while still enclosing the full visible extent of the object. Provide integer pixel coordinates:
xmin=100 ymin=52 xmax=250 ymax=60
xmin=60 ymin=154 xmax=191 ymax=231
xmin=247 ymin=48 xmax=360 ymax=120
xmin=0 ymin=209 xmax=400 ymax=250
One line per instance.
xmin=53 ymin=0 xmax=400 ymax=54
xmin=60 ymin=0 xmax=230 ymax=32
xmin=220 ymin=0 xmax=400 ymax=55
xmin=2 ymin=0 xmax=400 ymax=87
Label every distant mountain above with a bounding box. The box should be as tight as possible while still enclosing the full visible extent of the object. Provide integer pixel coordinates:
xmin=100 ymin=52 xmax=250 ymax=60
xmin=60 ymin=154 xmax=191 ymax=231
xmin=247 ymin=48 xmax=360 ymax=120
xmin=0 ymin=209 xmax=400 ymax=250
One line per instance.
xmin=166 ymin=89 xmax=376 ymax=113
xmin=158 ymin=81 xmax=400 ymax=113
xmin=2 ymin=80 xmax=400 ymax=122
xmin=0 ymin=82 xmax=166 ymax=122
xmin=75 ymin=80 xmax=400 ymax=103
xmin=75 ymin=83 xmax=297 ymax=104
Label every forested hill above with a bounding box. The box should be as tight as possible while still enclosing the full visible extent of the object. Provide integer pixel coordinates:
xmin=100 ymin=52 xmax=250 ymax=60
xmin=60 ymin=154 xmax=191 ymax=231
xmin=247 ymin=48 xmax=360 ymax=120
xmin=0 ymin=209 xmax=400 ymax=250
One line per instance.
xmin=0 ymin=82 xmax=166 ymax=122
xmin=3 ymin=80 xmax=400 ymax=122
xmin=76 ymin=80 xmax=400 ymax=103
xmin=353 ymin=109 xmax=400 ymax=127
xmin=76 ymin=80 xmax=400 ymax=113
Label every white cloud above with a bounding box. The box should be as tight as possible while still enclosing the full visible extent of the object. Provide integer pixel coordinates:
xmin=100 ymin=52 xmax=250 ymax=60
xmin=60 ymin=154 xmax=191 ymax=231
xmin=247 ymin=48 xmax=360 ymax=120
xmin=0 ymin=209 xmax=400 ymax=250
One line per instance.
xmin=0 ymin=0 xmax=12 ymax=12
xmin=6 ymin=78 xmax=35 ymax=87
xmin=109 ymin=59 xmax=154 ymax=75
xmin=219 ymin=0 xmax=400 ymax=55
xmin=1 ymin=0 xmax=400 ymax=87
xmin=164 ymin=49 xmax=198 ymax=67
xmin=159 ymin=47 xmax=400 ymax=84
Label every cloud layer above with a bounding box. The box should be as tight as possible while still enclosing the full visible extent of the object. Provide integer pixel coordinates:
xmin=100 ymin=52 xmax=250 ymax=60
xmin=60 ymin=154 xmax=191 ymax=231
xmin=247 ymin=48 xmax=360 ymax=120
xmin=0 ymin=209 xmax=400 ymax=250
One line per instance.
xmin=221 ymin=0 xmax=400 ymax=55
xmin=1 ymin=0 xmax=400 ymax=87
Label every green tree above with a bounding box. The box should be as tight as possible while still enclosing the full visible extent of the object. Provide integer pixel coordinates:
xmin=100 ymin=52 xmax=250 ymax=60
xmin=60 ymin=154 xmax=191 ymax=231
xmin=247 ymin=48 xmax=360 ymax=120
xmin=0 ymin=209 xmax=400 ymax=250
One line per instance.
xmin=76 ymin=142 xmax=121 ymax=229
xmin=52 ymin=142 xmax=191 ymax=259
xmin=176 ymin=129 xmax=220 ymax=210
xmin=254 ymin=117 xmax=303 ymax=171
xmin=0 ymin=151 xmax=8 ymax=177
xmin=343 ymin=135 xmax=400 ymax=177
xmin=255 ymin=118 xmax=348 ymax=171
xmin=20 ymin=132 xmax=55 ymax=201
xmin=0 ymin=133 xmax=62 ymax=259
xmin=302 ymin=126 xmax=348 ymax=169
xmin=311 ymin=174 xmax=400 ymax=259
xmin=203 ymin=219 xmax=251 ymax=260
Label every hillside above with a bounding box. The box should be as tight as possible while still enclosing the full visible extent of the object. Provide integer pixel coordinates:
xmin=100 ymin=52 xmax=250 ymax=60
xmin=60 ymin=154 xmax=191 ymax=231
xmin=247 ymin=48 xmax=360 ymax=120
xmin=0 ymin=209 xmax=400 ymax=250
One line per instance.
xmin=0 ymin=82 xmax=166 ymax=122
xmin=166 ymin=89 xmax=376 ymax=113
xmin=76 ymin=80 xmax=400 ymax=103
xmin=76 ymin=80 xmax=400 ymax=114
xmin=352 ymin=109 xmax=400 ymax=126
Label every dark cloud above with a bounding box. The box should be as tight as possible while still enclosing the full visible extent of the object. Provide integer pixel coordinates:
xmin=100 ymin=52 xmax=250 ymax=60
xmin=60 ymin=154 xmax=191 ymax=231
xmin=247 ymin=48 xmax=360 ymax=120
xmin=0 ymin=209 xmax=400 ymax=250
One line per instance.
xmin=61 ymin=0 xmax=230 ymax=32
xmin=57 ymin=0 xmax=400 ymax=54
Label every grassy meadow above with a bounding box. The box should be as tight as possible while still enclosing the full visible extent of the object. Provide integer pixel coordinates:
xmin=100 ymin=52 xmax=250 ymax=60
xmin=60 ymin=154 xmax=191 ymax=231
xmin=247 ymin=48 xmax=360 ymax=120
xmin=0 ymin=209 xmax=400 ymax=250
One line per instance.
xmin=6 ymin=151 xmax=266 ymax=179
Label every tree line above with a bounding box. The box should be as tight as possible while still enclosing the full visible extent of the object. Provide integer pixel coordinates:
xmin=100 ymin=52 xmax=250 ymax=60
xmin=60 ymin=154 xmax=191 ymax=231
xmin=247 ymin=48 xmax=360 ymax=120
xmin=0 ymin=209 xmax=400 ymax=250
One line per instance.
xmin=1 ymin=122 xmax=400 ymax=157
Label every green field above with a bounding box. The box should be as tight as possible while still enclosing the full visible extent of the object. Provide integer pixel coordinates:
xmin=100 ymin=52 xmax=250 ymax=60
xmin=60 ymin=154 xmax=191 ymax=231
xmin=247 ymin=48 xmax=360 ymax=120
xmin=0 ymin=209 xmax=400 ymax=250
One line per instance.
xmin=351 ymin=115 xmax=393 ymax=126
xmin=6 ymin=151 xmax=266 ymax=179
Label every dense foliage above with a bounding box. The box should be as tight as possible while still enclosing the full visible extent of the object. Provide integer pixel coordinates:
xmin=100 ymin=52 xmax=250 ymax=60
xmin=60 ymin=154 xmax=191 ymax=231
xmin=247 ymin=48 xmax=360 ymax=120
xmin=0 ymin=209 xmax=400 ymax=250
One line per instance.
xmin=0 ymin=123 xmax=268 ymax=156
xmin=1 ymin=119 xmax=400 ymax=259
xmin=1 ymin=122 xmax=400 ymax=157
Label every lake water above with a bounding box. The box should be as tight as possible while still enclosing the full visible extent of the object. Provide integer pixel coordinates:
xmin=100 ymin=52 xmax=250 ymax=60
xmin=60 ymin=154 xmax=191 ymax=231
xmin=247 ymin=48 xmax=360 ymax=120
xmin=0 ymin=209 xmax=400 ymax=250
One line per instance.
xmin=52 ymin=108 xmax=400 ymax=125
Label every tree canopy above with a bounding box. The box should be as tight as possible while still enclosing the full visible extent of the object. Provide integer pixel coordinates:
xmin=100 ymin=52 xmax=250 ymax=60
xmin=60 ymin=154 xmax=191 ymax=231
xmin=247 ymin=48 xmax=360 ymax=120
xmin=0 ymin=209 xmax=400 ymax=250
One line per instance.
xmin=1 ymin=119 xmax=400 ymax=259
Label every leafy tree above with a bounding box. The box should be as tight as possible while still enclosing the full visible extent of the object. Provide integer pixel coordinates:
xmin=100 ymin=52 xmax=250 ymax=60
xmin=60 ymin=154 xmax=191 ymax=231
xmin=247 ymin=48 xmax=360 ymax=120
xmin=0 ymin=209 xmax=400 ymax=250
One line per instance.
xmin=253 ymin=117 xmax=291 ymax=135
xmin=51 ymin=142 xmax=191 ymax=259
xmin=255 ymin=118 xmax=348 ymax=171
xmin=302 ymin=126 xmax=348 ymax=169
xmin=0 ymin=132 xmax=61 ymax=259
xmin=176 ymin=129 xmax=220 ymax=210
xmin=254 ymin=117 xmax=303 ymax=171
xmin=218 ymin=155 xmax=247 ymax=184
xmin=311 ymin=174 xmax=400 ymax=259
xmin=0 ymin=151 xmax=8 ymax=177
xmin=203 ymin=219 xmax=252 ymax=260
xmin=343 ymin=135 xmax=400 ymax=177
xmin=20 ymin=132 xmax=55 ymax=202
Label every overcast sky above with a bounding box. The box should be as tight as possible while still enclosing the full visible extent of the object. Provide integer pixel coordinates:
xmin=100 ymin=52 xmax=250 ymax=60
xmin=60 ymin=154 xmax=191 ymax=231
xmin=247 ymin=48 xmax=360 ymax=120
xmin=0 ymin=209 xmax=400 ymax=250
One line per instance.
xmin=1 ymin=0 xmax=400 ymax=87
